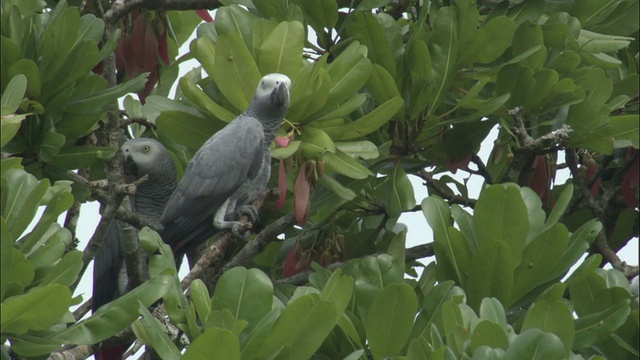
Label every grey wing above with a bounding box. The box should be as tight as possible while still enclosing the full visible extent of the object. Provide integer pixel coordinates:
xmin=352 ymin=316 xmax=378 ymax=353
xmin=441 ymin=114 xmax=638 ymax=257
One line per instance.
xmin=92 ymin=221 xmax=124 ymax=312
xmin=232 ymin=151 xmax=272 ymax=207
xmin=161 ymin=119 xmax=265 ymax=255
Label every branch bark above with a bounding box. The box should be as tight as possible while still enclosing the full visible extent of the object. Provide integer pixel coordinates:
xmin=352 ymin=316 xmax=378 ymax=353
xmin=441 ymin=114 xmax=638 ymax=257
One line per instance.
xmin=104 ymin=0 xmax=223 ymax=25
xmin=416 ymin=169 xmax=476 ymax=207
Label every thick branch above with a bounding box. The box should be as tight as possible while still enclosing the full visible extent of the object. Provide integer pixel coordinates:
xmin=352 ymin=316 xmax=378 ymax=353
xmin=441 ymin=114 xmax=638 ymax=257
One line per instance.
xmin=416 ymin=169 xmax=476 ymax=207
xmin=508 ymin=107 xmax=573 ymax=153
xmin=104 ymin=0 xmax=223 ymax=25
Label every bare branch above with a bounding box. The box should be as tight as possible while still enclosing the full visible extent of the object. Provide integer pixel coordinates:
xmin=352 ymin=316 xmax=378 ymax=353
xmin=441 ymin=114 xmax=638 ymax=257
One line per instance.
xmin=508 ymin=107 xmax=573 ymax=153
xmin=104 ymin=0 xmax=223 ymax=25
xmin=470 ymin=154 xmax=493 ymax=184
xmin=416 ymin=169 xmax=476 ymax=207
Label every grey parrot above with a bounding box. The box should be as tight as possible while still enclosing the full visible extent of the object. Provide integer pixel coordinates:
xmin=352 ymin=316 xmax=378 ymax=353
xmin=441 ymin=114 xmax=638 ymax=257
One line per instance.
xmin=92 ymin=138 xmax=177 ymax=360
xmin=160 ymin=73 xmax=291 ymax=260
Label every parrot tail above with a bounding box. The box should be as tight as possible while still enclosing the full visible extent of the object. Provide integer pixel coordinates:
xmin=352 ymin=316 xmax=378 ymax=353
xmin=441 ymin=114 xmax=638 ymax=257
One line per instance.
xmin=96 ymin=345 xmax=126 ymax=360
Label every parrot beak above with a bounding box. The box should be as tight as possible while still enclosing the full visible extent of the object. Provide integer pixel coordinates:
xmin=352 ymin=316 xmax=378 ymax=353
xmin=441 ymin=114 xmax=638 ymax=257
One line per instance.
xmin=123 ymin=154 xmax=138 ymax=175
xmin=271 ymin=82 xmax=290 ymax=108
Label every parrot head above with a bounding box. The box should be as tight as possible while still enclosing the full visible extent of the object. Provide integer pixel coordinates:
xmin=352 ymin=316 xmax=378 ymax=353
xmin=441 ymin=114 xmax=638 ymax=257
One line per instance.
xmin=121 ymin=138 xmax=176 ymax=182
xmin=254 ymin=73 xmax=291 ymax=111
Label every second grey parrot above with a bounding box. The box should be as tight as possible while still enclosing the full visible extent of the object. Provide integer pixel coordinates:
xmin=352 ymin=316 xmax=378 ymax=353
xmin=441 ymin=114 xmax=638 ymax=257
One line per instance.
xmin=92 ymin=138 xmax=177 ymax=314
xmin=160 ymin=73 xmax=291 ymax=259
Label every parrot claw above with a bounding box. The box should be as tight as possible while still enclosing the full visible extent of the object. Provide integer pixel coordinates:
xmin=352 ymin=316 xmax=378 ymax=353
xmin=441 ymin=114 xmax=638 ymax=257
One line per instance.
xmin=231 ymin=222 xmax=250 ymax=241
xmin=230 ymin=205 xmax=260 ymax=223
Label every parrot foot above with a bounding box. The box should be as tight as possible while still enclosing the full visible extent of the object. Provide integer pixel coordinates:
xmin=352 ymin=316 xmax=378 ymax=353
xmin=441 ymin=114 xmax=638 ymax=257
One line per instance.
xmin=230 ymin=205 xmax=260 ymax=223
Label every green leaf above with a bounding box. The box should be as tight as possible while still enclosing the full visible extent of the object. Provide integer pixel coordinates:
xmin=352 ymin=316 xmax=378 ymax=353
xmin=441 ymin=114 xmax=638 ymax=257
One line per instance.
xmin=211 ymin=267 xmax=273 ymax=330
xmin=467 ymin=240 xmax=515 ymax=311
xmin=471 ymin=320 xmax=509 ymax=351
xmin=314 ymin=93 xmax=367 ymax=121
xmin=132 ymin=303 xmax=182 ymax=360
xmin=573 ymin=299 xmax=631 ymax=349
xmin=367 ymin=64 xmax=401 ymax=108
xmin=156 ymin=111 xmax=224 ymax=152
xmin=7 ymin=59 xmax=41 ymax=97
xmin=213 ymin=32 xmax=261 ymax=112
xmin=386 ymin=164 xmax=416 ymax=218
xmin=324 ymin=42 xmax=372 ymax=108
xmin=1 ymin=74 xmax=26 ymax=113
xmin=319 ymin=269 xmax=354 ymax=318
xmin=322 ymin=97 xmax=403 ymax=141
xmin=257 ymin=294 xmax=339 ymax=360
xmin=335 ymin=141 xmax=379 ymax=160
xmin=183 ymin=327 xmax=240 ymax=360
xmin=570 ymin=115 xmax=639 ymax=154
xmin=271 ymin=140 xmax=301 ymax=160
xmin=461 ymin=16 xmax=516 ymax=65
xmin=511 ymin=21 xmax=547 ymax=70
xmin=522 ymin=300 xmax=575 ymax=354
xmin=190 ymin=36 xmax=216 ymax=77
xmin=63 ymin=73 xmax=149 ymax=114
xmin=474 ymin=185 xmax=529 ymax=263
xmin=345 ymin=12 xmax=396 ymax=78
xmin=300 ymin=126 xmax=336 ymax=158
xmin=1 ymin=168 xmax=49 ymax=238
xmin=1 ymin=284 xmax=71 ymax=334
xmin=54 ymin=274 xmax=173 ymax=344
xmin=503 ymin=328 xmax=566 ymax=360
xmin=479 ymin=297 xmax=508 ymax=330
xmin=566 ymin=68 xmax=613 ymax=136
xmin=544 ymin=220 xmax=601 ymax=284
xmin=428 ymin=6 xmax=459 ymax=115
xmin=257 ymin=21 xmax=304 ymax=80
xmin=299 ymin=0 xmax=338 ymax=30
xmin=1 ymin=114 xmax=26 ymax=148
xmin=450 ymin=204 xmax=478 ymax=251
xmin=4 ymin=249 xmax=34 ymax=297
xmin=365 ymin=283 xmax=418 ymax=359
xmin=512 ymin=223 xmax=570 ymax=302
xmin=546 ymin=184 xmax=573 ymax=226
xmin=320 ymin=175 xmax=356 ymax=201
xmin=190 ymin=279 xmax=211 ymax=324
xmin=179 ymin=76 xmax=236 ymax=122
xmin=215 ymin=5 xmax=256 ymax=50
xmin=324 ymin=149 xmax=373 ymax=179
xmin=410 ymin=281 xmax=457 ymax=341
xmin=49 ymin=145 xmax=116 ymax=170
xmin=37 ymin=250 xmax=82 ymax=287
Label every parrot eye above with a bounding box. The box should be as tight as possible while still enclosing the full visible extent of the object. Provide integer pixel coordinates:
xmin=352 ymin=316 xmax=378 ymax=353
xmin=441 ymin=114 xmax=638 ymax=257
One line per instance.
xmin=143 ymin=145 xmax=150 ymax=153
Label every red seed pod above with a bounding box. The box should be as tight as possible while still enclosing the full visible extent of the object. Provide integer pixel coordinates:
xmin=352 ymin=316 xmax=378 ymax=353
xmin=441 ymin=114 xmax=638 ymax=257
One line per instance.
xmin=275 ymin=159 xmax=287 ymax=210
xmin=294 ymin=164 xmax=311 ymax=225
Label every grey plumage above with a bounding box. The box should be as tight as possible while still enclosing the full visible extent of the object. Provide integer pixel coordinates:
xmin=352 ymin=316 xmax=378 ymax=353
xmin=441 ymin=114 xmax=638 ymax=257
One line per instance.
xmin=92 ymin=138 xmax=177 ymax=312
xmin=160 ymin=73 xmax=291 ymax=259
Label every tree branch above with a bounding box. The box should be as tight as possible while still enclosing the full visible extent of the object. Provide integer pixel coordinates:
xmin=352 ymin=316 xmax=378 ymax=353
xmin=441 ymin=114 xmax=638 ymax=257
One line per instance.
xmin=416 ymin=169 xmax=476 ymax=207
xmin=104 ymin=0 xmax=223 ymax=25
xmin=508 ymin=107 xmax=573 ymax=153
xmin=470 ymin=154 xmax=493 ymax=184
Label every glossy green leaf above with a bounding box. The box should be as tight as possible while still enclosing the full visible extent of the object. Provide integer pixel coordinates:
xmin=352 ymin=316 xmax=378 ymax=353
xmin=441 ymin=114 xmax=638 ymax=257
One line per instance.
xmin=335 ymin=141 xmax=379 ymax=160
xmin=325 ymin=42 xmax=372 ymax=108
xmin=570 ymin=115 xmax=639 ymax=154
xmin=257 ymin=21 xmax=304 ymax=80
xmin=215 ymin=5 xmax=256 ymax=49
xmin=324 ymin=149 xmax=373 ymax=179
xmin=4 ymin=249 xmax=34 ymax=297
xmin=271 ymin=140 xmax=301 ymax=160
xmin=512 ymin=223 xmax=570 ymax=302
xmin=1 ymin=74 xmax=26 ymax=113
xmin=1 ymin=114 xmax=26 ymax=148
xmin=467 ymin=240 xmax=515 ymax=310
xmin=462 ymin=16 xmax=516 ymax=65
xmin=7 ymin=59 xmax=41 ymax=97
xmin=156 ymin=111 xmax=224 ymax=151
xmin=450 ymin=204 xmax=478 ymax=251
xmin=367 ymin=64 xmax=401 ymax=107
xmin=49 ymin=145 xmax=116 ymax=170
xmin=427 ymin=6 xmax=459 ymax=115
xmin=522 ymin=300 xmax=575 ymax=354
xmin=546 ymin=184 xmax=573 ymax=226
xmin=132 ymin=303 xmax=182 ymax=360
xmin=345 ymin=12 xmax=395 ymax=78
xmin=64 ymin=72 xmax=148 ymax=114
xmin=37 ymin=250 xmax=82 ymax=288
xmin=54 ymin=274 xmax=173 ymax=344
xmin=320 ymin=175 xmax=356 ymax=201
xmin=190 ymin=279 xmax=211 ymax=325
xmin=386 ymin=164 xmax=415 ymax=218
xmin=471 ymin=320 xmax=509 ymax=351
xmin=190 ymin=36 xmax=216 ymax=77
xmin=544 ymin=220 xmax=601 ymax=284
xmin=180 ymin=76 xmax=236 ymax=122
xmin=351 ymin=254 xmax=403 ymax=322
xmin=479 ymin=297 xmax=508 ymax=330
xmin=503 ymin=328 xmax=566 ymax=360
xmin=365 ymin=283 xmax=417 ymax=359
xmin=573 ymin=299 xmax=631 ymax=349
xmin=314 ymin=93 xmax=367 ymax=121
xmin=212 ymin=267 xmax=273 ymax=330
xmin=507 ymin=0 xmax=545 ymax=26
xmin=566 ymin=68 xmax=613 ymax=136
xmin=1 ymin=284 xmax=71 ymax=334
xmin=474 ymin=185 xmax=529 ymax=263
xmin=184 ymin=327 xmax=240 ymax=360
xmin=512 ymin=21 xmax=547 ymax=70
xmin=213 ymin=32 xmax=261 ymax=112
xmin=299 ymin=0 xmax=338 ymax=30
xmin=300 ymin=126 xmax=336 ymax=158
xmin=322 ymin=97 xmax=403 ymax=140
xmin=1 ymin=168 xmax=49 ymax=238
xmin=318 ymin=269 xmax=354 ymax=318
xmin=257 ymin=294 xmax=339 ymax=360
xmin=410 ymin=281 xmax=457 ymax=341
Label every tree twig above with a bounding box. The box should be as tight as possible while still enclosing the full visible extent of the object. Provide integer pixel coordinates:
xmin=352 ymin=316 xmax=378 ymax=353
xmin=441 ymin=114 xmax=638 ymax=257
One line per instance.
xmin=416 ymin=169 xmax=476 ymax=207
xmin=508 ymin=107 xmax=573 ymax=153
xmin=104 ymin=0 xmax=223 ymax=25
